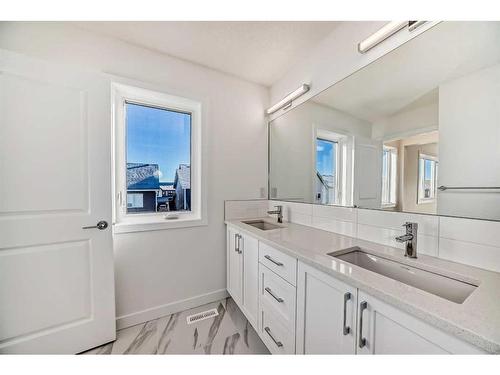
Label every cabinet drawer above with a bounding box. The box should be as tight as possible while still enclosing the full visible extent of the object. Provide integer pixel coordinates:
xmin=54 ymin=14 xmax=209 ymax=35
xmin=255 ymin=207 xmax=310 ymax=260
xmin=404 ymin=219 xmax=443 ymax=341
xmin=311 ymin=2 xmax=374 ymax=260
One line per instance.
xmin=260 ymin=305 xmax=295 ymax=354
xmin=259 ymin=242 xmax=297 ymax=286
xmin=260 ymin=265 xmax=296 ymax=330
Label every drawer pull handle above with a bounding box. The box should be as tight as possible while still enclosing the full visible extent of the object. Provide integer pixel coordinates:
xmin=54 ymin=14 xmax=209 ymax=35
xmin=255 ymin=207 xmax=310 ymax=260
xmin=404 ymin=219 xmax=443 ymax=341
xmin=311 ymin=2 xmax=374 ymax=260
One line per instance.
xmin=265 ymin=287 xmax=284 ymax=303
xmin=264 ymin=326 xmax=283 ymax=348
xmin=264 ymin=255 xmax=283 ymax=266
xmin=359 ymin=301 xmax=368 ymax=348
xmin=343 ymin=292 xmax=351 ymax=335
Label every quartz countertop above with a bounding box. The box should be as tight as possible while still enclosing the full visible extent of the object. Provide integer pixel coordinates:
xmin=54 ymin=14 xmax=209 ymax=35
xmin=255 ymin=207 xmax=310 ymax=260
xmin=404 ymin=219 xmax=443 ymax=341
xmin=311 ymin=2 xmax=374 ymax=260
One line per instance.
xmin=225 ymin=217 xmax=500 ymax=353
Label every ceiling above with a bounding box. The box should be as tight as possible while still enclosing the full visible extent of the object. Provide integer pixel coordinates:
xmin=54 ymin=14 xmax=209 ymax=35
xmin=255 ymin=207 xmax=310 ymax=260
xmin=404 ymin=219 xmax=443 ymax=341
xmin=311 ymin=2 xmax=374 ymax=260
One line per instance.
xmin=313 ymin=22 xmax=500 ymax=123
xmin=75 ymin=21 xmax=339 ymax=86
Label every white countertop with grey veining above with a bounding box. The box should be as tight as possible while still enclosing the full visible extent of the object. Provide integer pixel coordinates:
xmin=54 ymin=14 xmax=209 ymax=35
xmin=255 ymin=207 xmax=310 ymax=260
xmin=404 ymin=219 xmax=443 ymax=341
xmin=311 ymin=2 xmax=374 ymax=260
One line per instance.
xmin=225 ymin=217 xmax=500 ymax=353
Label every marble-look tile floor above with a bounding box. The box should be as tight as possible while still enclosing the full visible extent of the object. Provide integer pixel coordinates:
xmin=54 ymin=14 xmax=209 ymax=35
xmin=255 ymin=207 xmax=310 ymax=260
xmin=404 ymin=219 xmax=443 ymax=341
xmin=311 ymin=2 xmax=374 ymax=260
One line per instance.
xmin=81 ymin=297 xmax=270 ymax=355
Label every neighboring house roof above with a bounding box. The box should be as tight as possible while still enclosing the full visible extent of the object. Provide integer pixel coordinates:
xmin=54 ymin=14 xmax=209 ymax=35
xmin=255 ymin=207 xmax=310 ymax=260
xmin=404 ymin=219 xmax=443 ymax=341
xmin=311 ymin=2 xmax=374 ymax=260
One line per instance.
xmin=127 ymin=163 xmax=160 ymax=190
xmin=174 ymin=164 xmax=191 ymax=190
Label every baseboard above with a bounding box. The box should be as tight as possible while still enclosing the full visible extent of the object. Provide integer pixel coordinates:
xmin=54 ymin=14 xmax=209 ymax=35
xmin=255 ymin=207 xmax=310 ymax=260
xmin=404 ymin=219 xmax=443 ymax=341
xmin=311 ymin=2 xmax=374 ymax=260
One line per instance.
xmin=115 ymin=289 xmax=229 ymax=330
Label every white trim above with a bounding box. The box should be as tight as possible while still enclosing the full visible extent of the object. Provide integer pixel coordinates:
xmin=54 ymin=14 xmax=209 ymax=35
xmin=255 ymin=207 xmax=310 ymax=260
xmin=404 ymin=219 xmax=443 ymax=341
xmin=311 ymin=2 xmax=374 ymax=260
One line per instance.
xmin=116 ymin=289 xmax=229 ymax=330
xmin=111 ymin=80 xmax=207 ymax=232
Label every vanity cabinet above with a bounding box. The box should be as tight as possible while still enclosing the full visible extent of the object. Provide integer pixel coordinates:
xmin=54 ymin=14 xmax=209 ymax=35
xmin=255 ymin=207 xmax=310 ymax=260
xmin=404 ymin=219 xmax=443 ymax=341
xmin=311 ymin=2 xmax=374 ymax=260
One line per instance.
xmin=296 ymin=262 xmax=357 ymax=354
xmin=226 ymin=226 xmax=259 ymax=328
xmin=226 ymin=226 xmax=486 ymax=355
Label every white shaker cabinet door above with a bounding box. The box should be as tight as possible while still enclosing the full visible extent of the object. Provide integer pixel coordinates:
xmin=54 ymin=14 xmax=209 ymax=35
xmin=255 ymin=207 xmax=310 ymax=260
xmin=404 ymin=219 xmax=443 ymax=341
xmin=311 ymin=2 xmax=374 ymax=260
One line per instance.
xmin=241 ymin=233 xmax=259 ymax=328
xmin=296 ymin=261 xmax=357 ymax=354
xmin=356 ymin=291 xmax=484 ymax=354
xmin=227 ymin=227 xmax=243 ymax=305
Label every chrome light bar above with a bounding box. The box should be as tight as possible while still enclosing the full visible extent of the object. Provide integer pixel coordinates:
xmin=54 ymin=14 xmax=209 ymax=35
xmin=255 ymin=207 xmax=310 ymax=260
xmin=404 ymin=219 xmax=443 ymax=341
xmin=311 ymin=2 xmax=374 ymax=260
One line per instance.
xmin=358 ymin=21 xmax=408 ymax=53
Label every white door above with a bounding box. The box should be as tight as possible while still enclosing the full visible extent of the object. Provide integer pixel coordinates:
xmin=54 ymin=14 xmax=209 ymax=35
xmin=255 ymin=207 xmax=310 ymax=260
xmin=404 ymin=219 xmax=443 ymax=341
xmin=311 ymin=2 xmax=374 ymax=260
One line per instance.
xmin=296 ymin=262 xmax=357 ymax=354
xmin=241 ymin=233 xmax=258 ymax=328
xmin=353 ymin=136 xmax=383 ymax=208
xmin=226 ymin=228 xmax=242 ymax=304
xmin=0 ymin=50 xmax=115 ymax=354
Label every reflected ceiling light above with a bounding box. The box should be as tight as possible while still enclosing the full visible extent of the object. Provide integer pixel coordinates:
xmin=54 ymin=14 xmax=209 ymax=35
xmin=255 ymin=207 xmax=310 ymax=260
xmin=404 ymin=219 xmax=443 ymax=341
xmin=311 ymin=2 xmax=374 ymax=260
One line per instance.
xmin=266 ymin=84 xmax=310 ymax=115
xmin=358 ymin=21 xmax=408 ymax=54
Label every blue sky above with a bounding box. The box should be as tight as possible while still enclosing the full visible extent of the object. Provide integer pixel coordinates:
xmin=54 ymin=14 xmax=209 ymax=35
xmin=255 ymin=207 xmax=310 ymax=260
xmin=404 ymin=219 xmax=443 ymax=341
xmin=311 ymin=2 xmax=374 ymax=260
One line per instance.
xmin=126 ymin=103 xmax=191 ymax=183
xmin=316 ymin=139 xmax=336 ymax=176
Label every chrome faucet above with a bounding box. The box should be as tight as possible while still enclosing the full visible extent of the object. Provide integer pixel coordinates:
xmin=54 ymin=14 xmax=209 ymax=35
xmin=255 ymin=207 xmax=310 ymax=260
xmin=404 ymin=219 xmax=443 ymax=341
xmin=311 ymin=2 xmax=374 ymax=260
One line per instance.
xmin=395 ymin=222 xmax=418 ymax=258
xmin=267 ymin=205 xmax=283 ymax=223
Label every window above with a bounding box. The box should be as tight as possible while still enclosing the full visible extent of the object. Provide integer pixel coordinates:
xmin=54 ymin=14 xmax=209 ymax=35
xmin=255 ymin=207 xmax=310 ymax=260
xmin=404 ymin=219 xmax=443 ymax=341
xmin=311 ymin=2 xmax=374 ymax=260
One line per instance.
xmin=418 ymin=154 xmax=438 ymax=203
xmin=381 ymin=146 xmax=397 ymax=207
xmin=316 ymin=138 xmax=338 ymax=205
xmin=125 ymin=102 xmax=191 ymax=214
xmin=113 ymin=83 xmax=204 ymax=233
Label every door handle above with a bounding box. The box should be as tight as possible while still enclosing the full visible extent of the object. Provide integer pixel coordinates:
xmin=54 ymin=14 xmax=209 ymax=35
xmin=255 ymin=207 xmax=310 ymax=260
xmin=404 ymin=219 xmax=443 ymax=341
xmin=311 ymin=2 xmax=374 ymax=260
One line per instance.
xmin=234 ymin=233 xmax=239 ymax=253
xmin=343 ymin=292 xmax=351 ymax=335
xmin=82 ymin=220 xmax=108 ymax=230
xmin=358 ymin=301 xmax=368 ymax=348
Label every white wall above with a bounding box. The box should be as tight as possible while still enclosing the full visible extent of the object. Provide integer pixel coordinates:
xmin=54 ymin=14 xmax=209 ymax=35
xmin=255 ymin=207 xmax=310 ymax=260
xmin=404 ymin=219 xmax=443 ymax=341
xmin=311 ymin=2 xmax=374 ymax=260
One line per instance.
xmin=0 ymin=22 xmax=269 ymax=327
xmin=372 ymin=99 xmax=439 ymax=140
xmin=269 ymin=101 xmax=371 ymax=202
xmin=438 ymin=63 xmax=500 ymax=221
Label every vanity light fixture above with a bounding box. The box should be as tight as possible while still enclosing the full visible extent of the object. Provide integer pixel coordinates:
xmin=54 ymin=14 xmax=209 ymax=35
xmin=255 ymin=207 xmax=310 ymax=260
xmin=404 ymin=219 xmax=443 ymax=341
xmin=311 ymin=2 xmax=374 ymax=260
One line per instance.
xmin=266 ymin=84 xmax=310 ymax=115
xmin=358 ymin=21 xmax=408 ymax=53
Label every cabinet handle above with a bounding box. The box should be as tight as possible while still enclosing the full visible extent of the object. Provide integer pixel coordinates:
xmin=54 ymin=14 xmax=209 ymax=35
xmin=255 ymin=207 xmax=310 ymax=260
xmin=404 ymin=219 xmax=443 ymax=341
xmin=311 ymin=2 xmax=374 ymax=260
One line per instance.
xmin=234 ymin=233 xmax=239 ymax=253
xmin=237 ymin=234 xmax=243 ymax=254
xmin=264 ymin=326 xmax=283 ymax=348
xmin=265 ymin=287 xmax=284 ymax=303
xmin=343 ymin=292 xmax=351 ymax=335
xmin=264 ymin=255 xmax=283 ymax=266
xmin=358 ymin=301 xmax=368 ymax=348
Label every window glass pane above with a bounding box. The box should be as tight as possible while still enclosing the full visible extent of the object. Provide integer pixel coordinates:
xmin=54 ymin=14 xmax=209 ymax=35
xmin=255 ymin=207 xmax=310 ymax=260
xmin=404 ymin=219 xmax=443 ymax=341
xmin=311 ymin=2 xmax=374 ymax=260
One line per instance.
xmin=418 ymin=156 xmax=437 ymax=202
xmin=316 ymin=139 xmax=337 ymax=204
xmin=126 ymin=103 xmax=191 ymax=214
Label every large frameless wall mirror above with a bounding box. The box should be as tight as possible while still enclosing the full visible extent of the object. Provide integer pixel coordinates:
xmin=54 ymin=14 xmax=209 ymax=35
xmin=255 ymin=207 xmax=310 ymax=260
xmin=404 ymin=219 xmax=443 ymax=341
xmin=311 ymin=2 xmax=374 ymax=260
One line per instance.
xmin=269 ymin=22 xmax=500 ymax=221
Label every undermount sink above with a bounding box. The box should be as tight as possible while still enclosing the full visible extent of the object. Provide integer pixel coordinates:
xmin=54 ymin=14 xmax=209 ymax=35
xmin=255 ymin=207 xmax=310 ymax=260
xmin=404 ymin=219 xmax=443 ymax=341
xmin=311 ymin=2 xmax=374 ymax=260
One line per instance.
xmin=329 ymin=247 xmax=478 ymax=304
xmin=243 ymin=220 xmax=282 ymax=231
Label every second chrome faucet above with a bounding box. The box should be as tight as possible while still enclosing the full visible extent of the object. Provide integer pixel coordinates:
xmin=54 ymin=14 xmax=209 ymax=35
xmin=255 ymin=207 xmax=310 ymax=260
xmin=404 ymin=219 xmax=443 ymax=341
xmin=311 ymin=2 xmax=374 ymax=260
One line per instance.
xmin=395 ymin=222 xmax=418 ymax=258
xmin=267 ymin=205 xmax=283 ymax=223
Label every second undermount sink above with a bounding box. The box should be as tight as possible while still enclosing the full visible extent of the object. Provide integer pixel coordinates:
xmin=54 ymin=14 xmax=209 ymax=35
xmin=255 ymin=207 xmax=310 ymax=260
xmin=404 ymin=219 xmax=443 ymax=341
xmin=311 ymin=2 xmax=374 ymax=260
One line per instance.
xmin=329 ymin=247 xmax=478 ymax=304
xmin=243 ymin=220 xmax=282 ymax=231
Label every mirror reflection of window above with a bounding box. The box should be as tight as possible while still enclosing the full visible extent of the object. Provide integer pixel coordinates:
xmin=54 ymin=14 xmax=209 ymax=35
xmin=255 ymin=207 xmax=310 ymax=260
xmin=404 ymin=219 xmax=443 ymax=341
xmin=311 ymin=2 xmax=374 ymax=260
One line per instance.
xmin=418 ymin=154 xmax=438 ymax=204
xmin=381 ymin=146 xmax=398 ymax=207
xmin=316 ymin=138 xmax=338 ymax=205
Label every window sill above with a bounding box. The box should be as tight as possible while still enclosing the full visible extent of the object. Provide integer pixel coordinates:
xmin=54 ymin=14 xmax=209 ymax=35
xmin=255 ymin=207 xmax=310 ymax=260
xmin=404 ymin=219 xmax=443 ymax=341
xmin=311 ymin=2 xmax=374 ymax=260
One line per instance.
xmin=113 ymin=214 xmax=207 ymax=234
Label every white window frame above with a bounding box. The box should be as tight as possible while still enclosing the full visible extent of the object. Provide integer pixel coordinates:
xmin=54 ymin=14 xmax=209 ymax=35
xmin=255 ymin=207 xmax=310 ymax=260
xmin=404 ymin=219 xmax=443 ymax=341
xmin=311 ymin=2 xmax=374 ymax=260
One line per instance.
xmin=417 ymin=153 xmax=438 ymax=204
xmin=381 ymin=145 xmax=398 ymax=208
xmin=313 ymin=128 xmax=351 ymax=206
xmin=112 ymin=82 xmax=206 ymax=233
